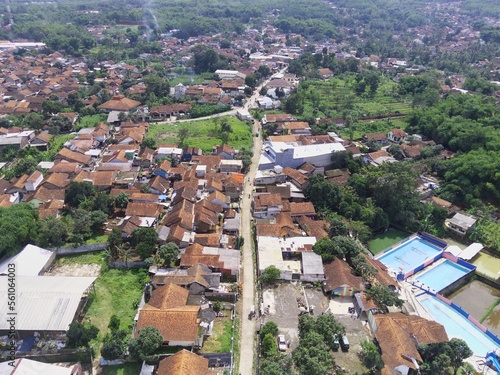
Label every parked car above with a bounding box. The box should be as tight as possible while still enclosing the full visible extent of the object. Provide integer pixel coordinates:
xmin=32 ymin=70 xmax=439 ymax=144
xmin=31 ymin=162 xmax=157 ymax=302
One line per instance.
xmin=278 ymin=334 xmax=287 ymax=352
xmin=340 ymin=334 xmax=349 ymax=351
xmin=332 ymin=334 xmax=340 ymax=351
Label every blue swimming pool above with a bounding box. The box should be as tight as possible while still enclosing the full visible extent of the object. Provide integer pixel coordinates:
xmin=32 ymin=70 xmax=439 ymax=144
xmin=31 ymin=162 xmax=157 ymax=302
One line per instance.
xmin=420 ymin=296 xmax=500 ymax=356
xmin=416 ymin=260 xmax=472 ymax=292
xmin=376 ymin=237 xmax=442 ymax=273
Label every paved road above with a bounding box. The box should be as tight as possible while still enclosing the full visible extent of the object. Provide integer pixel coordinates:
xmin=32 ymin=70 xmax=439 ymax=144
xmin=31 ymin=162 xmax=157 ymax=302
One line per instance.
xmin=236 ymin=70 xmax=285 ymax=375
xmin=238 ymin=113 xmax=263 ymax=375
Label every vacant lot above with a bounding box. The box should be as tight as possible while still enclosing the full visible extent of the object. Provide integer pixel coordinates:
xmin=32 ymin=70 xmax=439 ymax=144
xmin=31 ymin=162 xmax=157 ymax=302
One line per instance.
xmin=262 ymin=283 xmax=371 ymax=373
xmin=147 ymin=116 xmax=253 ymax=153
xmin=52 ymin=251 xmax=147 ymax=336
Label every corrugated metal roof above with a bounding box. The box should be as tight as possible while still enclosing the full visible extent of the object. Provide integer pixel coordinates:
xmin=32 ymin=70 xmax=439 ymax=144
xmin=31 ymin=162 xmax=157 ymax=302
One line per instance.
xmin=0 ymin=276 xmax=96 ymax=331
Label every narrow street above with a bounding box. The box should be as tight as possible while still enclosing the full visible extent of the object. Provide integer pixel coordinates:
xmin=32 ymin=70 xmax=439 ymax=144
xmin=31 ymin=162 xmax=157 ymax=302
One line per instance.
xmin=238 ymin=114 xmax=262 ymax=375
xmin=237 ymin=70 xmax=285 ymax=375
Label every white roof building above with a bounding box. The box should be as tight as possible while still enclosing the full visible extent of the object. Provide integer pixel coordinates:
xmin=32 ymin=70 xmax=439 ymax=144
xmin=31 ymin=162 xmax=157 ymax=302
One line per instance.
xmin=0 ymin=244 xmax=55 ymax=276
xmin=0 ymin=358 xmax=78 ymax=375
xmin=259 ymin=139 xmax=345 ymax=170
xmin=0 ymin=276 xmax=96 ymax=332
xmin=257 ymin=236 xmax=323 ymax=281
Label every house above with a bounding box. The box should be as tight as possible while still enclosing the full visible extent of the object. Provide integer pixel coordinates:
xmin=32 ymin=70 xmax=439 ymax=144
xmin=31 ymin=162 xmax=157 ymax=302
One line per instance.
xmin=236 ymin=108 xmax=252 ymax=121
xmin=182 ymin=146 xmax=202 ymax=162
xmin=323 ymin=258 xmax=365 ymax=296
xmin=30 ymin=131 xmax=52 ymax=150
xmin=220 ymin=159 xmax=243 ymax=173
xmin=72 ymin=171 xmax=115 ymax=190
xmin=374 ymin=313 xmax=448 ymax=375
xmin=364 ymin=150 xmax=397 ymax=166
xmin=296 ymin=216 xmax=329 ymax=240
xmin=156 ymin=349 xmax=219 ymax=375
xmin=39 ymin=172 xmax=71 ymax=190
xmin=447 ymin=212 xmax=478 ymax=236
xmin=151 ymin=264 xmax=221 ymax=294
xmin=54 ymin=147 xmax=92 ymax=166
xmin=289 ymin=202 xmax=316 ymax=219
xmin=364 ymin=133 xmax=388 ymax=146
xmin=318 ymin=68 xmax=334 ymax=79
xmin=97 ymin=94 xmax=141 ymax=112
xmin=25 ymin=170 xmax=43 ymax=192
xmin=256 ymin=236 xmax=321 ymax=281
xmin=387 ymin=128 xmax=408 ymax=143
xmin=252 ymin=193 xmax=283 ymax=218
xmin=180 ymin=244 xmax=240 ymax=278
xmin=135 ymin=283 xmax=200 ymax=346
xmin=0 ymin=244 xmax=56 ymax=276
xmin=212 ymin=144 xmax=235 ymax=160
xmin=283 ymin=121 xmax=311 ymax=135
xmin=255 ymin=212 xmax=302 ymax=238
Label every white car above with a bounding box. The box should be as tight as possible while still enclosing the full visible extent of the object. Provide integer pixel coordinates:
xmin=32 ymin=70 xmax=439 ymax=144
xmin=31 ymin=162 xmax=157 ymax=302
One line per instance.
xmin=277 ymin=334 xmax=287 ymax=352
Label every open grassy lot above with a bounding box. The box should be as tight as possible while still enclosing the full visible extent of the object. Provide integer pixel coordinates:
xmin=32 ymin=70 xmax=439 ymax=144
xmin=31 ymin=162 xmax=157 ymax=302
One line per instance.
xmin=300 ymin=76 xmax=412 ymax=120
xmin=148 ymin=116 xmax=253 ymax=153
xmin=201 ymin=317 xmax=238 ymax=353
xmin=368 ymin=228 xmax=411 ymax=255
xmin=55 ymin=251 xmax=147 ymax=338
xmin=101 ymin=363 xmax=142 ymax=375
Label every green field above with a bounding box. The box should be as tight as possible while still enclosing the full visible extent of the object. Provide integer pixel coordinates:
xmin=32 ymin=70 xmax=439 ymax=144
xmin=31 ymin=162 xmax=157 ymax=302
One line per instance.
xmin=56 ymin=251 xmax=147 ymax=343
xmin=300 ymin=76 xmax=411 ymax=126
xmin=148 ymin=116 xmax=253 ymax=153
xmin=102 ymin=363 xmax=141 ymax=375
xmin=368 ymin=228 xmax=411 ymax=255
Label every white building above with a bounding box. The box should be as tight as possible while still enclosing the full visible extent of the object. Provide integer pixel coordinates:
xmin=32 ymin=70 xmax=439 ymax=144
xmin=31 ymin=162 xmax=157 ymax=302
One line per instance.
xmin=257 ymin=236 xmax=324 ymax=281
xmin=259 ymin=139 xmax=345 ymax=170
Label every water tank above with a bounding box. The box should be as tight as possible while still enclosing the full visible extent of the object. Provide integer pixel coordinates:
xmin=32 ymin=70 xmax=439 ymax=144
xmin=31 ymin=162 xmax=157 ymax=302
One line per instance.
xmin=274 ymin=165 xmax=283 ymax=174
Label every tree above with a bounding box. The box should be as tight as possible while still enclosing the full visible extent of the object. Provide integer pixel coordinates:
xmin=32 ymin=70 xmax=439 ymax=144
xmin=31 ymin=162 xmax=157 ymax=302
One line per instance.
xmin=245 ymin=74 xmax=257 ymax=88
xmin=260 ymin=265 xmax=281 ymax=285
xmin=293 ymin=331 xmax=333 ymax=375
xmin=260 ymin=321 xmax=278 ymax=338
xmin=142 ymin=137 xmax=157 ymax=150
xmin=156 ymin=242 xmax=180 ymax=266
xmin=132 ymin=227 xmax=159 ymax=259
xmin=178 ymin=126 xmax=189 ymax=148
xmin=66 ymin=322 xmax=99 ymax=348
xmin=0 ymin=204 xmax=39 ymax=258
xmin=101 ymin=330 xmax=127 ymax=360
xmin=360 ymin=340 xmax=384 ymax=373
xmin=128 ymin=326 xmax=163 ymax=360
xmin=65 ymin=181 xmax=96 ymax=208
xmin=262 ymin=333 xmax=278 ymax=357
xmin=234 ymin=235 xmax=244 ymax=250
xmin=304 ymin=174 xmax=342 ymax=211
xmin=314 ymin=313 xmax=345 ymax=350
xmin=5 ymin=156 xmax=38 ymax=179
xmin=419 ymin=339 xmax=472 ymax=375
xmin=108 ymin=314 xmax=121 ymax=332
xmin=37 ymin=215 xmax=70 ymax=248
xmin=212 ymin=301 xmax=221 ymax=313
xmin=366 ymin=284 xmax=404 ymax=310
xmin=114 ymin=192 xmax=130 ymax=209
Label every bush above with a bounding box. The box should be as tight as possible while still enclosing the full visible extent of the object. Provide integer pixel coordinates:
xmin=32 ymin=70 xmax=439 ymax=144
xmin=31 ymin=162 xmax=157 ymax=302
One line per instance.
xmin=66 ymin=322 xmax=99 ymax=348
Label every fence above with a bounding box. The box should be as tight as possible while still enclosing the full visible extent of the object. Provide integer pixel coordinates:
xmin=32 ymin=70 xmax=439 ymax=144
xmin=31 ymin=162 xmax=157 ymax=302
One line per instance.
xmin=54 ymin=243 xmax=107 ymax=256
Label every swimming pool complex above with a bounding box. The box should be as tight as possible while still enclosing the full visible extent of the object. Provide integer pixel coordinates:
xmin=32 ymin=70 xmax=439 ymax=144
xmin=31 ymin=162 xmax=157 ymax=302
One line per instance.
xmin=376 ymin=237 xmax=443 ymax=273
xmin=420 ymin=296 xmax=500 ymax=356
xmin=416 ymin=260 xmax=472 ymax=292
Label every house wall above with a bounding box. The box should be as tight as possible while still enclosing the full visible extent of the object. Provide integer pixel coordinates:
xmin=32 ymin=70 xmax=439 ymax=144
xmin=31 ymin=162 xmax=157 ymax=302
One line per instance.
xmin=167 ymin=340 xmax=195 ymax=347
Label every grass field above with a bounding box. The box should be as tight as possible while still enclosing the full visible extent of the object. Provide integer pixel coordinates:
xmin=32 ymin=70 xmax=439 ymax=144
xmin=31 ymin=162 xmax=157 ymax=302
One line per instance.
xmin=56 ymin=251 xmax=147 ymax=346
xmin=201 ymin=317 xmax=235 ymax=353
xmin=368 ymin=228 xmax=411 ymax=255
xmin=101 ymin=363 xmax=142 ymax=375
xmin=300 ymin=76 xmax=412 ymax=122
xmin=148 ymin=116 xmax=253 ymax=153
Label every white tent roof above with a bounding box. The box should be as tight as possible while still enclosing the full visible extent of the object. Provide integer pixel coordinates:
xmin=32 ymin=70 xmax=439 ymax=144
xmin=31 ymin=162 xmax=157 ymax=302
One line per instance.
xmin=0 ymin=244 xmax=55 ymax=276
xmin=445 ymin=245 xmax=463 ymax=257
xmin=458 ymin=243 xmax=484 ymax=260
xmin=0 ymin=276 xmax=96 ymax=331
xmin=0 ymin=358 xmax=73 ymax=375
